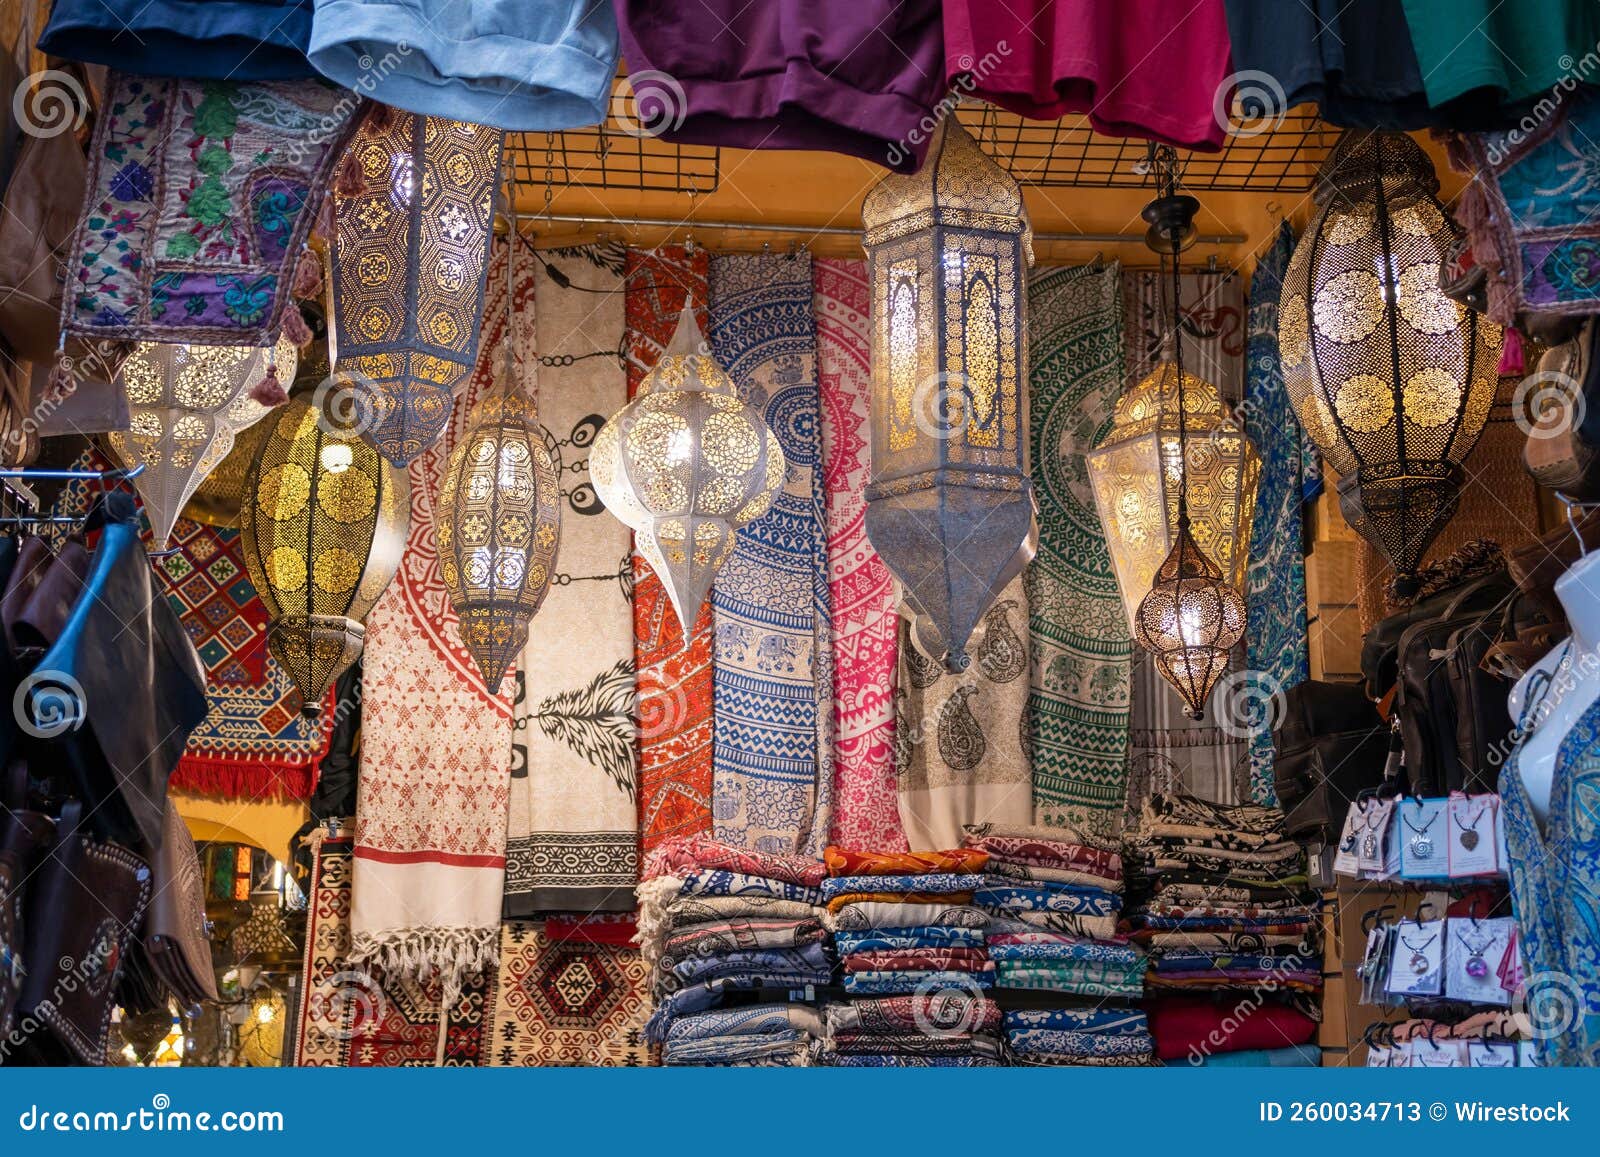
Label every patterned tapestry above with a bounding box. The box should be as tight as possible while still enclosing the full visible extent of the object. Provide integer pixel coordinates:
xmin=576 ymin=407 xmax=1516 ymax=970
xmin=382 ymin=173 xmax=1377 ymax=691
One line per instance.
xmin=1122 ymin=266 xmax=1249 ymax=805
xmin=504 ymin=242 xmax=638 ymax=914
xmin=626 ymin=246 xmax=716 ymax=859
xmin=1026 ymin=264 xmax=1132 ymax=839
xmin=1243 ymin=223 xmax=1308 ymax=806
xmin=894 ymin=577 xmax=1033 ymax=851
xmin=709 ymin=253 xmax=833 ymax=856
xmin=483 ymin=919 xmax=653 ymax=1067
xmin=49 ymin=448 xmax=333 ymax=799
xmin=294 ymin=831 xmax=491 ymax=1067
xmin=815 ymin=257 xmax=905 ymax=852
xmin=351 ymin=240 xmax=517 ymax=987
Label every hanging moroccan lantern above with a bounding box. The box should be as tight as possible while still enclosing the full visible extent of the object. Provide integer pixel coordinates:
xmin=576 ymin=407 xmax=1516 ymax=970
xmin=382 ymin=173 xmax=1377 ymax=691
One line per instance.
xmin=591 ymin=306 xmax=785 ymax=633
xmin=435 ymin=223 xmax=562 ymax=692
xmin=239 ymin=396 xmax=410 ymax=715
xmin=330 ymin=108 xmax=504 ymax=468
xmin=1280 ymin=130 xmax=1502 ymax=582
xmin=107 ymin=337 xmax=298 ymax=547
xmin=860 ymin=116 xmax=1036 ymax=673
xmin=1086 ymin=362 xmax=1261 ymax=635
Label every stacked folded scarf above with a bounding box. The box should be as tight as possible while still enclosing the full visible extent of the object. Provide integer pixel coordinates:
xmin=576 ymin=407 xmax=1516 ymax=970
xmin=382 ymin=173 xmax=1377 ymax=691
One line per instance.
xmin=1004 ymin=1007 xmax=1156 ymax=1067
xmin=638 ymin=841 xmax=834 ymax=1053
xmin=818 ymin=992 xmax=1004 ymax=1067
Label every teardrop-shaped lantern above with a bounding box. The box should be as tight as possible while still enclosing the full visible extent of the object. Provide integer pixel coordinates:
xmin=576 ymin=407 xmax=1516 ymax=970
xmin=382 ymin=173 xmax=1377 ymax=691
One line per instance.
xmin=1134 ymin=520 xmax=1247 ymax=720
xmin=107 ymin=337 xmax=298 ymax=547
xmin=436 ymin=360 xmax=561 ymax=692
xmin=329 ymin=108 xmax=504 ymax=467
xmin=239 ymin=395 xmax=410 ymax=714
xmin=591 ymin=307 xmax=786 ymax=633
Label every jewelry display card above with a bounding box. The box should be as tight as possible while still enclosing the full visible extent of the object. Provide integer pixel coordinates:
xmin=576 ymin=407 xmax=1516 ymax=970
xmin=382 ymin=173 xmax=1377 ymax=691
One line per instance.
xmin=1361 ymin=923 xmax=1395 ymax=1005
xmin=1519 ymin=1040 xmax=1542 ymax=1067
xmin=1446 ymin=792 xmax=1500 ymax=877
xmin=1357 ymin=798 xmax=1395 ymax=876
xmin=1386 ymin=917 xmax=1445 ymax=997
xmin=1333 ymin=800 xmax=1365 ymax=877
xmin=1467 ymin=1041 xmax=1518 ymax=1067
xmin=1444 ymin=917 xmax=1514 ymax=1005
xmin=1407 ymin=1038 xmax=1467 ymax=1067
xmin=1366 ymin=1045 xmax=1398 ymax=1067
xmin=1398 ymin=797 xmax=1448 ymax=879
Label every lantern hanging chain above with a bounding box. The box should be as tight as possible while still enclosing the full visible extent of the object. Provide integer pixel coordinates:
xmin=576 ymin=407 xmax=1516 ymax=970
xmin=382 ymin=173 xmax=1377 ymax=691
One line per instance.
xmin=1159 ymin=149 xmax=1192 ymax=536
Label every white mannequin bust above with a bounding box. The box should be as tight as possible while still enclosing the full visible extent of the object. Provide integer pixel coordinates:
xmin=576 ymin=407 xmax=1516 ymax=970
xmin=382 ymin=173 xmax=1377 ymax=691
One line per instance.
xmin=1507 ymin=548 xmax=1600 ymax=827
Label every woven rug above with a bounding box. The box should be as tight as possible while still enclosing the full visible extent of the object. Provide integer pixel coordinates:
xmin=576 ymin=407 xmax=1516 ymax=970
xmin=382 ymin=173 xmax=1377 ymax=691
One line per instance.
xmin=1243 ymin=223 xmax=1309 ymax=806
xmin=709 ymin=253 xmax=833 ymax=855
xmin=626 ymin=246 xmax=715 ymax=859
xmin=895 ymin=576 xmax=1033 ymax=851
xmin=484 ymin=919 xmax=653 ymax=1066
xmin=504 ymin=243 xmax=638 ymax=914
xmin=64 ymin=75 xmax=358 ymax=346
xmin=351 ymin=241 xmax=516 ymax=987
xmin=294 ymin=831 xmax=491 ymax=1067
xmin=815 ymin=257 xmax=905 ymax=851
xmin=1026 ymin=264 xmax=1132 ymax=840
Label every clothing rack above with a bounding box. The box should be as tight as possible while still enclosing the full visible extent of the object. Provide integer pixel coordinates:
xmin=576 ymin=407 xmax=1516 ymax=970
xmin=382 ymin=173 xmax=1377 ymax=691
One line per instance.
xmin=0 ymin=463 xmax=144 ymax=525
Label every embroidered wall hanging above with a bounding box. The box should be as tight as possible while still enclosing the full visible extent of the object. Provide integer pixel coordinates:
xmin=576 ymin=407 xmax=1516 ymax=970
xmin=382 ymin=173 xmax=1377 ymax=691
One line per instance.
xmin=815 ymin=257 xmax=904 ymax=851
xmin=504 ymin=243 xmax=639 ymax=915
xmin=894 ymin=577 xmax=1033 ymax=851
xmin=709 ymin=252 xmax=833 ymax=856
xmin=1026 ymin=264 xmax=1132 ymax=840
xmin=63 ymin=74 xmax=360 ymax=345
xmin=626 ymin=245 xmax=716 ymax=859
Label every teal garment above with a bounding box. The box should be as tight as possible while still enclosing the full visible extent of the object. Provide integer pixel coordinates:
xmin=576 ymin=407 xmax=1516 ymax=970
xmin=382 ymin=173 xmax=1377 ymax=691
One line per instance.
xmin=1501 ymin=692 xmax=1600 ymax=1066
xmin=308 ymin=0 xmax=617 ymax=129
xmin=1400 ymin=0 xmax=1600 ymax=108
xmin=1182 ymin=1044 xmax=1321 ymax=1067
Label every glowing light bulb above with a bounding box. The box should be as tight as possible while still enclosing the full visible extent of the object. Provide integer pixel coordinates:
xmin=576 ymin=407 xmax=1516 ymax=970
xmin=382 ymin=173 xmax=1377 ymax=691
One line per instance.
xmin=320 ymin=442 xmax=354 ymax=474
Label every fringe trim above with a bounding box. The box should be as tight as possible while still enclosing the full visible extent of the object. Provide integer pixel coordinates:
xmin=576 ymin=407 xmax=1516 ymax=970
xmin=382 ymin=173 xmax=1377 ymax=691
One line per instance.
xmin=633 ymin=875 xmax=685 ymax=972
xmin=171 ymin=754 xmax=315 ymax=801
xmin=349 ymin=925 xmax=500 ymax=990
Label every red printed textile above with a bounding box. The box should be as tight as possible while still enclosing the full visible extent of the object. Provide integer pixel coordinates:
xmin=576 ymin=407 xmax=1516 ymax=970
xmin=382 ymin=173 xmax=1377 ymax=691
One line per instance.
xmin=642 ymin=834 xmax=828 ymax=888
xmin=962 ymin=834 xmax=1123 ymax=877
xmin=842 ymin=947 xmax=992 ymax=972
xmin=825 ymin=845 xmax=989 ymax=877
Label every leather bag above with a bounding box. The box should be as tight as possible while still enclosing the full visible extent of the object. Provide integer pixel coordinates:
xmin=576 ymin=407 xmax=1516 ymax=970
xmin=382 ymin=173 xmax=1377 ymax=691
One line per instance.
xmin=1272 ymin=681 xmax=1390 ymax=843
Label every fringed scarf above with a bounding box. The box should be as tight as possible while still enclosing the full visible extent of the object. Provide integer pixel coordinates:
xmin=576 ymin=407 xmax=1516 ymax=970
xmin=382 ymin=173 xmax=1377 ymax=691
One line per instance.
xmin=815 ymin=257 xmax=905 ymax=851
xmin=709 ymin=252 xmax=833 ymax=855
xmin=1243 ymin=223 xmax=1309 ymax=805
xmin=504 ymin=242 xmax=638 ymax=914
xmin=626 ymin=246 xmax=715 ymax=858
xmin=1025 ymin=264 xmax=1132 ymax=841
xmin=350 ymin=239 xmax=518 ymax=989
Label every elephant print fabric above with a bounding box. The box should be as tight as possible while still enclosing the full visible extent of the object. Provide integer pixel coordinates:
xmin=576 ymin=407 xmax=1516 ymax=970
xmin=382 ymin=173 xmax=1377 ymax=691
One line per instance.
xmin=894 ymin=576 xmax=1033 ymax=852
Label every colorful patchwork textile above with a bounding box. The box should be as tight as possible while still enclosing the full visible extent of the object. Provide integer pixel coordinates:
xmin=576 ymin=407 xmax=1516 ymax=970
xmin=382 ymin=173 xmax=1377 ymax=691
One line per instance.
xmin=294 ymin=833 xmax=490 ymax=1067
xmin=894 ymin=578 xmax=1033 ymax=850
xmin=1026 ymin=264 xmax=1132 ymax=839
xmin=814 ymin=257 xmax=903 ymax=850
xmin=824 ymin=846 xmax=987 ymax=877
xmin=484 ymin=920 xmax=652 ymax=1067
xmin=709 ymin=252 xmax=832 ymax=855
xmin=1243 ymin=222 xmax=1308 ymax=806
xmin=506 ymin=243 xmax=638 ymax=914
xmin=65 ymin=74 xmax=359 ymax=345
xmin=627 ymin=246 xmax=716 ymax=858
xmin=351 ymin=241 xmax=516 ymax=987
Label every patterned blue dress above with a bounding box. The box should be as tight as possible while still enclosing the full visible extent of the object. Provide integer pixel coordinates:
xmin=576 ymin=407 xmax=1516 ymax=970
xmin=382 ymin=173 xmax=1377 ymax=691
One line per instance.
xmin=1501 ymin=694 xmax=1600 ymax=1065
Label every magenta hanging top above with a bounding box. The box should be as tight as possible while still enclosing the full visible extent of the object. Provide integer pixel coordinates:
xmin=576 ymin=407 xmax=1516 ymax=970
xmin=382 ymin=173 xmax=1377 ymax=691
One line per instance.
xmin=943 ymin=0 xmax=1234 ymax=151
xmin=614 ymin=0 xmax=948 ymax=173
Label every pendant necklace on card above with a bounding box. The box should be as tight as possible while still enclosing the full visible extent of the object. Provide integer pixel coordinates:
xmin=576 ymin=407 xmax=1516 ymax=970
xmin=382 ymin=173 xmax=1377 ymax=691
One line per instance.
xmin=1452 ymin=800 xmax=1489 ymax=851
xmin=1458 ymin=927 xmax=1495 ymax=979
xmin=1400 ymin=929 xmax=1437 ymax=974
xmin=1402 ymin=808 xmax=1437 ymax=860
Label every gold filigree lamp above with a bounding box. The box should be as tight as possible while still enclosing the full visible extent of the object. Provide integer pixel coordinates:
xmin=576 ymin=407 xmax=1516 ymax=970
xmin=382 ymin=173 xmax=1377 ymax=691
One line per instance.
xmin=860 ymin=115 xmax=1036 ymax=672
xmin=1280 ymin=130 xmax=1502 ymax=586
xmin=330 ymin=108 xmax=504 ymax=468
xmin=239 ymin=395 xmax=409 ymax=715
xmin=435 ymin=220 xmax=561 ymax=691
xmin=591 ymin=306 xmax=785 ymax=633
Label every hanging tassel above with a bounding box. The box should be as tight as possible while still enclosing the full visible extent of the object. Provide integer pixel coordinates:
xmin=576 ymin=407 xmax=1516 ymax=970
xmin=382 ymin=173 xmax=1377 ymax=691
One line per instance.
xmin=249 ymin=363 xmax=289 ymax=407
xmin=281 ymin=304 xmax=313 ymax=349
xmin=292 ymin=247 xmax=324 ymax=300
xmin=334 ymin=151 xmax=364 ymax=198
xmin=1498 ymin=327 xmax=1526 ymax=376
xmin=368 ymin=102 xmax=394 ymax=131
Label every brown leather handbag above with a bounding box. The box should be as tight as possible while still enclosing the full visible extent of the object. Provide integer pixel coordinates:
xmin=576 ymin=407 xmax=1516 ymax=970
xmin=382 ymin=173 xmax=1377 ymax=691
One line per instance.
xmin=138 ymin=801 xmax=218 ymax=1007
xmin=1523 ymin=319 xmax=1600 ymax=496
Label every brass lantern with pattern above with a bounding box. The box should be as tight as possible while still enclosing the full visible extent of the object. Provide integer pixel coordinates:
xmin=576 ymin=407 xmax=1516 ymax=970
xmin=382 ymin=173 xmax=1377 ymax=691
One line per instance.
xmin=591 ymin=307 xmax=785 ymax=633
xmin=860 ymin=116 xmax=1036 ymax=673
xmin=239 ymin=396 xmax=409 ymax=715
xmin=330 ymin=109 xmax=504 ymax=468
xmin=1280 ymin=130 xmax=1503 ymax=581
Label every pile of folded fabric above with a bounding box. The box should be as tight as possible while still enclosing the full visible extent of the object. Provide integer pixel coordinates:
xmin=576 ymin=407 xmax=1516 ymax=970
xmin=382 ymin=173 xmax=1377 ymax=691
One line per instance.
xmin=636 ymin=836 xmax=833 ymax=1065
xmin=1003 ymin=1006 xmax=1156 ymax=1067
xmin=961 ymin=823 xmax=1145 ymax=1003
xmin=818 ymin=847 xmax=1004 ymax=1066
xmin=1126 ymin=793 xmax=1323 ymax=1067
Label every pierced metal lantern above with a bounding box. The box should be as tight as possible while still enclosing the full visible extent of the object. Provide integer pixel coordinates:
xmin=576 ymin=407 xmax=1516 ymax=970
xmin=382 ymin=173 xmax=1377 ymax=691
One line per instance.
xmin=436 ymin=360 xmax=561 ymax=692
xmin=860 ymin=116 xmax=1036 ymax=672
xmin=1087 ymin=361 xmax=1261 ymax=635
xmin=330 ymin=109 xmax=504 ymax=467
xmin=239 ymin=396 xmax=410 ymax=715
xmin=107 ymin=337 xmax=298 ymax=547
xmin=591 ymin=307 xmax=785 ymax=633
xmin=1281 ymin=130 xmax=1503 ymax=580
xmin=1135 ymin=519 xmax=1247 ymax=719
